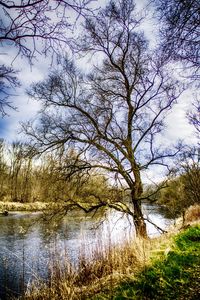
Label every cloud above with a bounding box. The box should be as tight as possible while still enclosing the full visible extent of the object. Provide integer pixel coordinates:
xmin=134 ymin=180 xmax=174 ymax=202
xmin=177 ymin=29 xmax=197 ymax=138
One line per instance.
xmin=163 ymin=91 xmax=197 ymax=145
xmin=0 ymin=44 xmax=52 ymax=142
xmin=142 ymin=166 xmax=166 ymax=184
xmin=1 ymin=91 xmax=41 ymax=142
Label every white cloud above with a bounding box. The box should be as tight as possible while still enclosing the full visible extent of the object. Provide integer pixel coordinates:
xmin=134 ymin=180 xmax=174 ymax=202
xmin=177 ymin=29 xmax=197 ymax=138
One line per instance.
xmin=163 ymin=91 xmax=197 ymax=145
xmin=142 ymin=167 xmax=166 ymax=185
xmin=2 ymin=91 xmax=41 ymax=142
xmin=0 ymin=44 xmax=52 ymax=142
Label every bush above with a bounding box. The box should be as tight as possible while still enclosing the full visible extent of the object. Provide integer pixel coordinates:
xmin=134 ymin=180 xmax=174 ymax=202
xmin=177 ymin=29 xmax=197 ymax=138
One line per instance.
xmin=185 ymin=204 xmax=200 ymax=223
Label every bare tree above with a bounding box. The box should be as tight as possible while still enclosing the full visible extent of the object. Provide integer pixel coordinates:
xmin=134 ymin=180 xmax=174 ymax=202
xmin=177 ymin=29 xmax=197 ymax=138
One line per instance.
xmin=153 ymin=0 xmax=200 ymax=81
xmin=0 ymin=64 xmax=19 ymax=116
xmin=181 ymin=148 xmax=200 ymax=206
xmin=0 ymin=0 xmax=94 ymax=61
xmin=175 ymin=147 xmax=200 ymax=223
xmin=0 ymin=0 xmax=94 ymax=116
xmin=0 ymin=138 xmax=9 ymax=199
xmin=9 ymin=141 xmax=24 ymax=201
xmin=7 ymin=141 xmax=35 ymax=202
xmin=24 ymin=0 xmax=182 ymax=237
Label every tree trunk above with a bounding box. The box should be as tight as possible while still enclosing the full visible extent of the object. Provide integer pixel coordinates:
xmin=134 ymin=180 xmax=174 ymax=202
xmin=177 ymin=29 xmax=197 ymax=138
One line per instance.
xmin=131 ymin=191 xmax=147 ymax=238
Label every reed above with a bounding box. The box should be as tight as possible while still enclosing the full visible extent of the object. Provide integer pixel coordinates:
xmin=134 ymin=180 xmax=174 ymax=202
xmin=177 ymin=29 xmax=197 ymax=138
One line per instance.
xmin=22 ymin=231 xmax=174 ymax=300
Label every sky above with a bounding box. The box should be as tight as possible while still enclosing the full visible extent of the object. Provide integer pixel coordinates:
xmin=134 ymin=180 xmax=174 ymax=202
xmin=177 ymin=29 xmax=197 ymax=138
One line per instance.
xmin=0 ymin=0 xmax=198 ymax=182
xmin=0 ymin=47 xmax=48 ymax=141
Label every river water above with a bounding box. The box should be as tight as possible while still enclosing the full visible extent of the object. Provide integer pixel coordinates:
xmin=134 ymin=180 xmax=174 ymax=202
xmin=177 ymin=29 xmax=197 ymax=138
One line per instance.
xmin=0 ymin=204 xmax=172 ymax=299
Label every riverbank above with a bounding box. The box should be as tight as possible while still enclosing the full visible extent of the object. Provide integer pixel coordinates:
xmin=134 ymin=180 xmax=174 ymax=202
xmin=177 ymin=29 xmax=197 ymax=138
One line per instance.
xmin=100 ymin=224 xmax=200 ymax=300
xmin=0 ymin=200 xmax=101 ymax=213
xmin=0 ymin=201 xmax=73 ymax=213
xmin=22 ymin=219 xmax=200 ymax=299
xmin=0 ymin=201 xmax=52 ymax=212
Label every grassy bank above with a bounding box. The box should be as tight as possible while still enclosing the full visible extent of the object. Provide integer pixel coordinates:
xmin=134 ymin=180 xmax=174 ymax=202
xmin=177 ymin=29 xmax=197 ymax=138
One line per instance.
xmin=22 ymin=221 xmax=200 ymax=300
xmin=0 ymin=201 xmax=61 ymax=212
xmin=99 ymin=225 xmax=200 ymax=300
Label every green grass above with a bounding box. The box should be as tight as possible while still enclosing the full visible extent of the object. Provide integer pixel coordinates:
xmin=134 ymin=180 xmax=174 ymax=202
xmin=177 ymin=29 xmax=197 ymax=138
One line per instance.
xmin=94 ymin=225 xmax=200 ymax=300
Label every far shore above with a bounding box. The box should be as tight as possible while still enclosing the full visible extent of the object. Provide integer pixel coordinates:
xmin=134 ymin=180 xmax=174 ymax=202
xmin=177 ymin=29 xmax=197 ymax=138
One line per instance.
xmin=0 ymin=201 xmax=65 ymax=213
xmin=0 ymin=200 xmax=100 ymax=213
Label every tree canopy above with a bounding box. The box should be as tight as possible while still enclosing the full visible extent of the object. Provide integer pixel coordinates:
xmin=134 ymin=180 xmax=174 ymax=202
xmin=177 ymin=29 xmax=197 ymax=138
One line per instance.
xmin=0 ymin=0 xmax=94 ymax=116
xmin=23 ymin=0 xmax=183 ymax=237
xmin=154 ymin=0 xmax=200 ymax=81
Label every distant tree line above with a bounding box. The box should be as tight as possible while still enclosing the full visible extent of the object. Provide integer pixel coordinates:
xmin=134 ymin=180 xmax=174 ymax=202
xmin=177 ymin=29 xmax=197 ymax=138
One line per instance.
xmin=0 ymin=139 xmax=114 ymax=204
xmin=1 ymin=138 xmax=199 ymax=222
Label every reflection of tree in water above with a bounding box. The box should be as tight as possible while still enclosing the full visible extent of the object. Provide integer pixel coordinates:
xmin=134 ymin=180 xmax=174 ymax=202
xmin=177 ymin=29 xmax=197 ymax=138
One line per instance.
xmin=0 ymin=217 xmax=30 ymax=298
xmin=142 ymin=201 xmax=177 ymax=221
xmin=0 ymin=214 xmax=52 ymax=298
xmin=0 ymin=214 xmax=38 ymax=238
xmin=37 ymin=207 xmax=108 ymax=244
xmin=157 ymin=205 xmax=177 ymax=219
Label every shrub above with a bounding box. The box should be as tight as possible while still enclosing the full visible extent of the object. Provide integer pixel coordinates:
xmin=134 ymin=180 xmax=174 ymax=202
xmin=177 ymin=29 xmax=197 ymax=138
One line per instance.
xmin=185 ymin=204 xmax=200 ymax=223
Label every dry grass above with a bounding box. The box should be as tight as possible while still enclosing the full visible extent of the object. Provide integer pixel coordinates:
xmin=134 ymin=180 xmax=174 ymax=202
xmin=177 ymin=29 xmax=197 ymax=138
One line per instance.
xmin=0 ymin=201 xmax=64 ymax=212
xmin=185 ymin=204 xmax=200 ymax=223
xmin=22 ymin=232 xmax=174 ymax=300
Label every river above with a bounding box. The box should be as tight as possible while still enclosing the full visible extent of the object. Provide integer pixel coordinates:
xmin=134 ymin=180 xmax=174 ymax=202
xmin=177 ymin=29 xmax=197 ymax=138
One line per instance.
xmin=0 ymin=204 xmax=172 ymax=299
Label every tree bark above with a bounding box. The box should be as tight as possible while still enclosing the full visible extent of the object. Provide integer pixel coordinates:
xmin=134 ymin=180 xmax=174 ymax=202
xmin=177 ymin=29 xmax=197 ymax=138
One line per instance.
xmin=131 ymin=191 xmax=147 ymax=238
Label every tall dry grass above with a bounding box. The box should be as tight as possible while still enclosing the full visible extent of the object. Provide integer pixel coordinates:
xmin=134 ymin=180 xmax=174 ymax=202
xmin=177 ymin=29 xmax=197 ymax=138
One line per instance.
xmin=22 ymin=231 xmax=173 ymax=300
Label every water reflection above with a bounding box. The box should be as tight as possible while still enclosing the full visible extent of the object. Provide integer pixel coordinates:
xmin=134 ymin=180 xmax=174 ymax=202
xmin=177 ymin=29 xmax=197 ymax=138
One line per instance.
xmin=0 ymin=204 xmax=172 ymax=299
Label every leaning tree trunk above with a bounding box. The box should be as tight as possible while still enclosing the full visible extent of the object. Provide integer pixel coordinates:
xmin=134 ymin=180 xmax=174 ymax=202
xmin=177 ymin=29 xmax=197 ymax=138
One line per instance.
xmin=131 ymin=189 xmax=147 ymax=238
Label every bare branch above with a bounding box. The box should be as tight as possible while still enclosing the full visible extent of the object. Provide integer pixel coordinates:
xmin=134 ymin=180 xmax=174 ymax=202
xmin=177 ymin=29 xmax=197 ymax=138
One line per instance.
xmin=24 ymin=0 xmax=183 ymax=237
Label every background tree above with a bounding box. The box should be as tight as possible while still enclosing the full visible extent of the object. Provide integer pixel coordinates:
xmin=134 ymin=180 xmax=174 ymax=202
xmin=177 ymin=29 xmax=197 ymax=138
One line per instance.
xmin=33 ymin=150 xmax=82 ymax=203
xmin=151 ymin=0 xmax=200 ymax=222
xmin=24 ymin=0 xmax=182 ymax=237
xmin=0 ymin=0 xmax=94 ymax=116
xmin=154 ymin=0 xmax=200 ymax=81
xmin=181 ymin=148 xmax=200 ymax=207
xmin=0 ymin=139 xmax=9 ymax=200
xmin=9 ymin=141 xmax=25 ymax=202
xmin=156 ymin=177 xmax=185 ymax=220
xmin=0 ymin=141 xmax=111 ymax=204
xmin=155 ymin=147 xmax=200 ymax=223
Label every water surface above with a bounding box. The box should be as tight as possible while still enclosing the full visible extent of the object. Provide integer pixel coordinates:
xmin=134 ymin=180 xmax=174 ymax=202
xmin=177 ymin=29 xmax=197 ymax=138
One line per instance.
xmin=0 ymin=204 xmax=172 ymax=299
